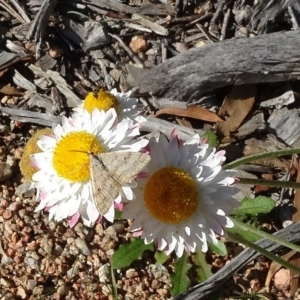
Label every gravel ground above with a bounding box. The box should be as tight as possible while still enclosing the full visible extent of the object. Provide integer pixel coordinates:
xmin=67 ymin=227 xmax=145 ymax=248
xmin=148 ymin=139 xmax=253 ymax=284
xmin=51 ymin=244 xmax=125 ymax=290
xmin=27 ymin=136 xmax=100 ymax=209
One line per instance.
xmin=0 ymin=180 xmax=171 ymax=299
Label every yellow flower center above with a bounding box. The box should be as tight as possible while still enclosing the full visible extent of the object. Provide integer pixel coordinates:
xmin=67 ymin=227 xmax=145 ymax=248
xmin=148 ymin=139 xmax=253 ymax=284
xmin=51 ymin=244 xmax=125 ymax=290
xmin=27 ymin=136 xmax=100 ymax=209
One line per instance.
xmin=20 ymin=128 xmax=54 ymax=181
xmin=144 ymin=167 xmax=199 ymax=224
xmin=53 ymin=131 xmax=103 ymax=182
xmin=84 ymin=90 xmax=120 ymax=114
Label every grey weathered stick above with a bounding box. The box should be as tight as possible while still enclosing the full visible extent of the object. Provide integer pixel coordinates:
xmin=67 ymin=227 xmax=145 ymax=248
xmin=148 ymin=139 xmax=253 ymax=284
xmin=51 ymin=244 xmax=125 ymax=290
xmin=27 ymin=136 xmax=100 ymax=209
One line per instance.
xmin=9 ymin=0 xmax=30 ymax=23
xmin=29 ymin=64 xmax=81 ymax=107
xmin=0 ymin=0 xmax=25 ymax=23
xmin=174 ymin=221 xmax=300 ymax=300
xmin=0 ymin=106 xmax=61 ymax=127
xmin=26 ymin=0 xmax=57 ymax=58
xmin=136 ymin=30 xmax=300 ymax=103
xmin=141 ymin=117 xmax=205 ymax=141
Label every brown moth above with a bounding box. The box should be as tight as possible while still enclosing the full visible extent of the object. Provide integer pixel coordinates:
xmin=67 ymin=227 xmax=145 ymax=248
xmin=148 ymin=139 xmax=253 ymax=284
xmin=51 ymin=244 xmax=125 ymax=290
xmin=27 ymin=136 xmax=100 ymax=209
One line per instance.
xmin=89 ymin=152 xmax=150 ymax=215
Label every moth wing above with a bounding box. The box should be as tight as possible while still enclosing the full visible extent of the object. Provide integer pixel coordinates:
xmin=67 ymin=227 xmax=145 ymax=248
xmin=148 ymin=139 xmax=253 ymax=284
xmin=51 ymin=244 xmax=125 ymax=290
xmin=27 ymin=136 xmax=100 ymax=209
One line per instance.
xmin=89 ymin=155 xmax=120 ymax=215
xmin=98 ymin=152 xmax=150 ymax=184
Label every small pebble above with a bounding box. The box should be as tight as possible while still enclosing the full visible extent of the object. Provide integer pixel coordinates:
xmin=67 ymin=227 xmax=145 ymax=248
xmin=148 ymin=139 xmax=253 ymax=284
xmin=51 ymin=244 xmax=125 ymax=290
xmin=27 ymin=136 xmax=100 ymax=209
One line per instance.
xmin=16 ymin=286 xmax=26 ymax=299
xmin=151 ymin=279 xmax=160 ymax=289
xmin=126 ymin=268 xmax=139 ymax=279
xmin=104 ymin=226 xmax=118 ymax=241
xmin=0 ymin=292 xmax=14 ymax=300
xmin=15 ymin=182 xmax=35 ymax=197
xmin=95 ymin=224 xmax=104 ymax=236
xmin=53 ymin=244 xmax=63 ymax=256
xmin=98 ymin=264 xmax=111 ymax=283
xmin=157 ymin=288 xmax=169 ymax=297
xmin=32 ymin=285 xmax=44 ymax=296
xmin=0 ymin=278 xmax=11 ymax=287
xmin=67 ymin=262 xmax=80 ymax=278
xmin=2 ymin=210 xmax=12 ymax=220
xmin=112 ymin=222 xmax=124 ymax=234
xmin=74 ymin=238 xmax=90 ymax=255
xmin=136 ymin=283 xmax=145 ymax=293
xmin=48 ymin=221 xmax=57 ymax=230
xmin=25 ymin=257 xmax=38 ymax=269
xmin=18 ymin=209 xmax=26 ymax=218
xmin=5 ymin=156 xmax=15 ymax=167
xmin=101 ymin=285 xmax=112 ymax=296
xmin=129 ymin=36 xmax=148 ymax=53
xmin=67 ymin=237 xmax=74 ymax=245
xmin=8 ymin=202 xmax=18 ymax=211
xmin=57 ymin=283 xmax=67 ymax=295
xmin=26 ymin=279 xmax=37 ymax=290
xmin=1 ymin=255 xmax=13 ymax=265
xmin=43 ymin=242 xmax=53 ymax=255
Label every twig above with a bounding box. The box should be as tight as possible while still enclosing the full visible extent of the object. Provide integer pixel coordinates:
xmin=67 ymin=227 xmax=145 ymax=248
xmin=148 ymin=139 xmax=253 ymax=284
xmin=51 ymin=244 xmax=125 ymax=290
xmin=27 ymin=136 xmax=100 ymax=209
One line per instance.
xmin=26 ymin=0 xmax=57 ymax=59
xmin=220 ymin=8 xmax=231 ymax=41
xmin=9 ymin=0 xmax=30 ymax=22
xmin=161 ymin=39 xmax=168 ymax=62
xmin=288 ymin=4 xmax=300 ymax=30
xmin=184 ymin=13 xmax=213 ymax=28
xmin=168 ymin=14 xmax=211 ymax=25
xmin=209 ymin=0 xmax=229 ymax=38
xmin=108 ymin=33 xmax=144 ymax=67
xmin=195 ymin=24 xmax=216 ymax=43
xmin=0 ymin=0 xmax=25 ymax=23
xmin=0 ymin=54 xmax=33 ymax=72
xmin=210 ymin=0 xmax=227 ymax=24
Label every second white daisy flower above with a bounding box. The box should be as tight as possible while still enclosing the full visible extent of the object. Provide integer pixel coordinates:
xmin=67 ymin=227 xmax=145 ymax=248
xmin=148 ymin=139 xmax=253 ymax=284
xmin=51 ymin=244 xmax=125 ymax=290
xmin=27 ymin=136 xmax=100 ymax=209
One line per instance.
xmin=122 ymin=133 xmax=239 ymax=257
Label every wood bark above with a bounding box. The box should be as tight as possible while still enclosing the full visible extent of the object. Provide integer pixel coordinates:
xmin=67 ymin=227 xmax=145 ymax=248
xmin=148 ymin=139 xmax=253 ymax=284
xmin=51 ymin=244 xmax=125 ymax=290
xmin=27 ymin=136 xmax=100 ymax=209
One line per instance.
xmin=136 ymin=30 xmax=300 ymax=103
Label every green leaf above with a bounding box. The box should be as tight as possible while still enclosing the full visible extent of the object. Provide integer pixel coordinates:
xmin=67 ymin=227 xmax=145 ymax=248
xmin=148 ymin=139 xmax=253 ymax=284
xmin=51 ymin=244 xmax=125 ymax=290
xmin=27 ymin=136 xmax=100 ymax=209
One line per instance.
xmin=170 ymin=252 xmax=192 ymax=296
xmin=208 ymin=240 xmax=227 ymax=256
xmin=111 ymin=238 xmax=154 ymax=269
xmin=193 ymin=249 xmax=212 ymax=282
xmin=233 ymin=196 xmax=275 ymax=216
xmin=202 ymin=131 xmax=218 ymax=148
xmin=114 ymin=210 xmax=122 ymax=220
xmin=155 ymin=251 xmax=169 ymax=265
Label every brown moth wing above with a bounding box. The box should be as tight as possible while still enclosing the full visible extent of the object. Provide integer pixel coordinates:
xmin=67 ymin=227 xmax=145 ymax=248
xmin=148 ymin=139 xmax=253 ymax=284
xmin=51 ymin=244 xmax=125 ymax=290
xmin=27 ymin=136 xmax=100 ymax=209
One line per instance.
xmin=89 ymin=154 xmax=121 ymax=215
xmin=97 ymin=152 xmax=150 ymax=184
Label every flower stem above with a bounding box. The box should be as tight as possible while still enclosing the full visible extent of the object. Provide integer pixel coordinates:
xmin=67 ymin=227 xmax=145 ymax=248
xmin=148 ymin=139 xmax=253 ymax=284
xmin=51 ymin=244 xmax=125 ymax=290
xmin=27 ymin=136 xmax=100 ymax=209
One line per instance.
xmin=231 ymin=218 xmax=300 ymax=253
xmin=228 ymin=231 xmax=300 ymax=274
xmin=224 ymin=148 xmax=300 ymax=170
xmin=237 ymin=177 xmax=300 ymax=190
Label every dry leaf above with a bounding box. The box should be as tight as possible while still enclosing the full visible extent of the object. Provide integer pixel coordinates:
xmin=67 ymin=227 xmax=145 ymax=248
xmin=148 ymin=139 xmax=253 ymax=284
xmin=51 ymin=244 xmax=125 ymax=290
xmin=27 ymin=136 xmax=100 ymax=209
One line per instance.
xmin=273 ymin=269 xmax=291 ymax=290
xmin=253 ymin=173 xmax=273 ymax=194
xmin=265 ymin=250 xmax=296 ymax=292
xmin=217 ymin=85 xmax=256 ymax=138
xmin=154 ymin=106 xmax=223 ymax=123
xmin=175 ymin=117 xmax=193 ymax=128
xmin=0 ymin=84 xmax=23 ymax=96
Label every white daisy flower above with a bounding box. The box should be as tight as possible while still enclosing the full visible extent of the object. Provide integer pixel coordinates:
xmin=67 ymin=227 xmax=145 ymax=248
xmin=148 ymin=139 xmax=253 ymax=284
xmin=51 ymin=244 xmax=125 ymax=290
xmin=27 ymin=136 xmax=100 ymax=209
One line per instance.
xmin=31 ymin=108 xmax=148 ymax=227
xmin=73 ymin=88 xmax=146 ymax=123
xmin=122 ymin=133 xmax=239 ymax=257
